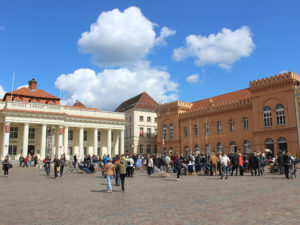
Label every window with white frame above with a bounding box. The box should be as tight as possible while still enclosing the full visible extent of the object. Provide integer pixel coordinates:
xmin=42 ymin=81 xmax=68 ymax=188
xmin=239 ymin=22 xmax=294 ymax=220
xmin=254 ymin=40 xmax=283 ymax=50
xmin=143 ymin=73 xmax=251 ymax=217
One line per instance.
xmin=154 ymin=117 xmax=157 ymax=123
xmin=194 ymin=125 xmax=198 ymax=136
xmin=217 ymin=121 xmax=221 ymax=134
xmin=276 ymin=104 xmax=285 ymax=126
xmin=28 ymin=128 xmax=35 ymax=139
xmin=162 ymin=125 xmax=167 ymax=139
xmin=195 ymin=145 xmax=200 ymax=152
xmin=263 ymin=106 xmax=272 ymax=127
xmin=243 ymin=140 xmax=251 ymax=153
xmin=8 ymin=145 xmax=17 ymax=155
xmin=140 ymin=127 xmax=144 ymax=137
xmin=147 ymin=116 xmax=151 ymax=122
xmin=68 ymin=130 xmax=73 ymax=140
xmin=97 ymin=147 xmax=101 ymax=156
xmin=10 ymin=127 xmax=18 ymax=139
xmin=139 ymin=116 xmax=144 ymax=122
xmin=217 ymin=143 xmax=223 ymax=153
xmin=230 ymin=141 xmax=237 ymax=152
xmin=205 ymin=123 xmax=209 ymax=135
xmin=169 ymin=124 xmax=174 ymax=139
xmin=67 ymin=147 xmax=73 ymax=156
xmin=83 ymin=147 xmax=87 ymax=156
xmin=184 ymin=126 xmax=188 ymax=137
xmin=229 ymin=120 xmax=234 ymax=132
xmin=243 ymin=117 xmax=248 ymax=131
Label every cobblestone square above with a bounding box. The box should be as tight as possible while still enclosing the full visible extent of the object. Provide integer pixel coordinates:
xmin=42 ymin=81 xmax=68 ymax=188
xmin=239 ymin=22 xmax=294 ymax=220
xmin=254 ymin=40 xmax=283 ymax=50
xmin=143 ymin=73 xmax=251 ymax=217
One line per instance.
xmin=0 ymin=167 xmax=299 ymax=225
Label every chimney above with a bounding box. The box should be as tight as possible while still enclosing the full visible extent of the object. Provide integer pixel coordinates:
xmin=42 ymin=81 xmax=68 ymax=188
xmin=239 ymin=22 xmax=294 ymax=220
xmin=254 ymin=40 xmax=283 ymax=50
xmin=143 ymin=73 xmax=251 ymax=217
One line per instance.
xmin=29 ymin=78 xmax=37 ymax=90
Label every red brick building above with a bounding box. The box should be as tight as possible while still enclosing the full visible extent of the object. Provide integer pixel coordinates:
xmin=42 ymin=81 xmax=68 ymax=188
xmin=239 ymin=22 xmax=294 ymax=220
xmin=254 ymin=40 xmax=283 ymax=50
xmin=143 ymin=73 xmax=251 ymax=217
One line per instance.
xmin=157 ymin=72 xmax=300 ymax=158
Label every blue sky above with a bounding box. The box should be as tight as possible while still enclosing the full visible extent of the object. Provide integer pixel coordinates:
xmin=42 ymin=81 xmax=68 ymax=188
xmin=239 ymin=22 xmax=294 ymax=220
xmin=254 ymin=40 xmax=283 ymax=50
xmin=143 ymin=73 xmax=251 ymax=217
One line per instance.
xmin=0 ymin=0 xmax=300 ymax=110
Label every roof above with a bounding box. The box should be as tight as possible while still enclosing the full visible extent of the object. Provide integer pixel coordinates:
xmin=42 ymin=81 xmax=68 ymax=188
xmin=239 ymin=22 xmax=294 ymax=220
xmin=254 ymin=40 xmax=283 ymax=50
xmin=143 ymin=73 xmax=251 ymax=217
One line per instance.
xmin=191 ymin=88 xmax=251 ymax=110
xmin=115 ymin=92 xmax=159 ymax=112
xmin=4 ymin=87 xmax=60 ymax=100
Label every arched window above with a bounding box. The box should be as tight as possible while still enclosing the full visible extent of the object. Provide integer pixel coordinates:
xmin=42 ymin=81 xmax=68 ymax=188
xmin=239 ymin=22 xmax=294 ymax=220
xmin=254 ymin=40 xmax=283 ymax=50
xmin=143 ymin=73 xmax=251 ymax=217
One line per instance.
xmin=265 ymin=138 xmax=274 ymax=154
xmin=194 ymin=125 xmax=198 ymax=136
xmin=229 ymin=120 xmax=234 ymax=132
xmin=217 ymin=142 xmax=224 ymax=153
xmin=206 ymin=144 xmax=211 ymax=155
xmin=217 ymin=121 xmax=222 ymax=134
xmin=194 ymin=144 xmax=200 ymax=153
xmin=169 ymin=147 xmax=174 ymax=154
xmin=278 ymin=137 xmax=287 ymax=152
xmin=169 ymin=124 xmax=174 ymax=139
xmin=243 ymin=117 xmax=248 ymax=131
xmin=276 ymin=104 xmax=285 ymax=126
xmin=162 ymin=125 xmax=167 ymax=140
xmin=230 ymin=141 xmax=237 ymax=153
xmin=243 ymin=140 xmax=251 ymax=153
xmin=263 ymin=106 xmax=272 ymax=127
xmin=184 ymin=127 xmax=188 ymax=137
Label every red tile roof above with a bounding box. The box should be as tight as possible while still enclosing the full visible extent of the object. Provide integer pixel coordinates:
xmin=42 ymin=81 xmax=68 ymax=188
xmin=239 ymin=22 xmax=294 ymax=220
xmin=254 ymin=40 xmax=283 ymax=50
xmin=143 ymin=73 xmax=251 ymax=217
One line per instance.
xmin=191 ymin=88 xmax=251 ymax=110
xmin=115 ymin=92 xmax=158 ymax=112
xmin=4 ymin=87 xmax=60 ymax=100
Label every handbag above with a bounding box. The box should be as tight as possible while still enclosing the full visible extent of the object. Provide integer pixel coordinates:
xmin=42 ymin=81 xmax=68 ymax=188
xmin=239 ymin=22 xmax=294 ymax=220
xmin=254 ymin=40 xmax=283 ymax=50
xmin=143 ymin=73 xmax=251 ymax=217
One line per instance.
xmin=7 ymin=164 xmax=13 ymax=169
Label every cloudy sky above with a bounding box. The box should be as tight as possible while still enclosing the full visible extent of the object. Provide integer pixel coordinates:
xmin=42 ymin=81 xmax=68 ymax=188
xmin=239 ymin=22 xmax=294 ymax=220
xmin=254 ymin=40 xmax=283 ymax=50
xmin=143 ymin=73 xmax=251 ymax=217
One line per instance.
xmin=0 ymin=0 xmax=300 ymax=111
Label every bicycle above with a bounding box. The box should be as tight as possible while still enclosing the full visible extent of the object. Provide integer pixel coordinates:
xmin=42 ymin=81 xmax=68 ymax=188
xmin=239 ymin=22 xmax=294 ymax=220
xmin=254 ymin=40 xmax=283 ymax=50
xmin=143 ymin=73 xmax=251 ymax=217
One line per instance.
xmin=289 ymin=162 xmax=296 ymax=180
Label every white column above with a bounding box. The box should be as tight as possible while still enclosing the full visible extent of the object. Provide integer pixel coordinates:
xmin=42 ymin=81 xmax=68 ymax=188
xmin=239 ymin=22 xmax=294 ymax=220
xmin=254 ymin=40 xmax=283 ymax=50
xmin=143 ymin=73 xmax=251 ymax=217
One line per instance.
xmin=64 ymin=126 xmax=69 ymax=157
xmin=58 ymin=126 xmax=63 ymax=156
xmin=23 ymin=123 xmax=29 ymax=156
xmin=93 ymin=128 xmax=98 ymax=156
xmin=79 ymin=127 xmax=84 ymax=159
xmin=40 ymin=124 xmax=47 ymax=159
xmin=120 ymin=129 xmax=125 ymax=155
xmin=2 ymin=122 xmax=10 ymax=158
xmin=107 ymin=129 xmax=111 ymax=157
xmin=114 ymin=132 xmax=120 ymax=156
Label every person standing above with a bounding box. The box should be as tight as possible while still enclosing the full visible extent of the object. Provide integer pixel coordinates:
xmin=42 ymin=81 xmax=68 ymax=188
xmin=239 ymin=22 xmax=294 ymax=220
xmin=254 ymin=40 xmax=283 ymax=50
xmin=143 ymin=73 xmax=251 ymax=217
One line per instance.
xmin=114 ymin=156 xmax=120 ymax=186
xmin=23 ymin=155 xmax=28 ymax=168
xmin=73 ymin=154 xmax=77 ymax=169
xmin=2 ymin=156 xmax=11 ymax=176
xmin=53 ymin=155 xmax=60 ymax=178
xmin=219 ymin=152 xmax=230 ymax=179
xmin=103 ymin=159 xmax=116 ymax=193
xmin=277 ymin=151 xmax=284 ymax=175
xmin=147 ymin=155 xmax=154 ymax=176
xmin=283 ymin=150 xmax=291 ymax=179
xmin=45 ymin=155 xmax=51 ymax=176
xmin=119 ymin=156 xmax=127 ymax=192
xmin=238 ymin=153 xmax=244 ymax=176
xmin=231 ymin=152 xmax=239 ymax=176
xmin=175 ymin=155 xmax=182 ymax=181
xmin=209 ymin=153 xmax=219 ymax=176
xmin=60 ymin=155 xmax=66 ymax=177
xmin=19 ymin=154 xmax=24 ymax=167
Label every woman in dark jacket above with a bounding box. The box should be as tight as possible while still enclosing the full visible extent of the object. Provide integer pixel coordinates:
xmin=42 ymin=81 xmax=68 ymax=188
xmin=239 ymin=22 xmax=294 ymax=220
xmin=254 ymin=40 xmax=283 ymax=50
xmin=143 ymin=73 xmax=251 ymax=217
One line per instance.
xmin=2 ymin=156 xmax=11 ymax=176
xmin=175 ymin=156 xmax=182 ymax=181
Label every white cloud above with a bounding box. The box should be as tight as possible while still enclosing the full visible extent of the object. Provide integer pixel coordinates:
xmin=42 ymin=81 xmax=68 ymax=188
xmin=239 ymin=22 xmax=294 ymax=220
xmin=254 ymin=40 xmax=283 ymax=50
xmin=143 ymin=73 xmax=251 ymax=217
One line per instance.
xmin=173 ymin=26 xmax=255 ymax=69
xmin=155 ymin=26 xmax=176 ymax=46
xmin=78 ymin=6 xmax=156 ymax=67
xmin=279 ymin=70 xmax=288 ymax=74
xmin=17 ymin=84 xmax=28 ymax=89
xmin=186 ymin=73 xmax=199 ymax=84
xmin=55 ymin=61 xmax=178 ymax=111
xmin=0 ymin=84 xmax=5 ymax=99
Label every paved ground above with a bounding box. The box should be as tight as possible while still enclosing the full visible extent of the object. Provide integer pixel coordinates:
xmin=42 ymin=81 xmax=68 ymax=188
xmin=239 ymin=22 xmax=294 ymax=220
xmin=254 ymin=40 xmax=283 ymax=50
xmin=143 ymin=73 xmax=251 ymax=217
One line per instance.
xmin=0 ymin=166 xmax=299 ymax=225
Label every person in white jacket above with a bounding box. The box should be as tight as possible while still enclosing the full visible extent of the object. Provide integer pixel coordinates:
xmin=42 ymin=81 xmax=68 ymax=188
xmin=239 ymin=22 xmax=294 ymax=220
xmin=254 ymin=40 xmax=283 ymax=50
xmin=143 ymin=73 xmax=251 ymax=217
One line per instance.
xmin=147 ymin=156 xmax=153 ymax=176
xmin=219 ymin=153 xmax=231 ymax=179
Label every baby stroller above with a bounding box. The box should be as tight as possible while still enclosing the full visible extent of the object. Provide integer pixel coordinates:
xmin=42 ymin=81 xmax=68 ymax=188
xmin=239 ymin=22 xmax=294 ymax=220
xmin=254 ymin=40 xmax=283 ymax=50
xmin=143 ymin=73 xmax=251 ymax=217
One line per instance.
xmin=181 ymin=163 xmax=187 ymax=175
xmin=268 ymin=158 xmax=279 ymax=173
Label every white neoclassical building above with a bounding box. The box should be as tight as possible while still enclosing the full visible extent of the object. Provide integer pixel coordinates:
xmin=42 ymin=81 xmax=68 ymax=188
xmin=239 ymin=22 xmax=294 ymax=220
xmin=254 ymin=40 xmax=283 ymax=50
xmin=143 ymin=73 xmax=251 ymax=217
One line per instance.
xmin=0 ymin=79 xmax=126 ymax=160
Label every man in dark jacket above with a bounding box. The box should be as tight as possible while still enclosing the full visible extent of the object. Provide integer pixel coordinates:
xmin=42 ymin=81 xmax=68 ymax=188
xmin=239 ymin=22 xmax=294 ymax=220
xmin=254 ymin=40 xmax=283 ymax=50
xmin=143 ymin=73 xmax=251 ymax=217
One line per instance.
xmin=282 ymin=150 xmax=291 ymax=179
xmin=175 ymin=156 xmax=182 ymax=181
xmin=231 ymin=152 xmax=239 ymax=176
xmin=277 ymin=151 xmax=284 ymax=175
xmin=53 ymin=155 xmax=60 ymax=178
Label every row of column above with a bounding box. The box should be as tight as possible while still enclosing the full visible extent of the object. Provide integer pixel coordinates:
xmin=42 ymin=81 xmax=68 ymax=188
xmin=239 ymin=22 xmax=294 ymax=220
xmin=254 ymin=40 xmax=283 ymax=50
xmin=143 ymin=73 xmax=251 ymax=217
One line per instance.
xmin=2 ymin=122 xmax=125 ymax=159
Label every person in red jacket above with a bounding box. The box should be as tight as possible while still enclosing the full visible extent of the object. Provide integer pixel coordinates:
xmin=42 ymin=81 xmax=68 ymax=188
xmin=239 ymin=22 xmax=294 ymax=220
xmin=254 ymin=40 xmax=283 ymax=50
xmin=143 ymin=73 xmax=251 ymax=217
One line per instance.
xmin=23 ymin=156 xmax=28 ymax=168
xmin=239 ymin=153 xmax=244 ymax=176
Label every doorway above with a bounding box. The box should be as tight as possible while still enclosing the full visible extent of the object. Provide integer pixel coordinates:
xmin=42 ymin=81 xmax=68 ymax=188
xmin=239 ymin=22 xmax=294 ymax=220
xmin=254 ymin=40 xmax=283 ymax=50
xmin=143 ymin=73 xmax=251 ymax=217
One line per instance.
xmin=28 ymin=145 xmax=35 ymax=156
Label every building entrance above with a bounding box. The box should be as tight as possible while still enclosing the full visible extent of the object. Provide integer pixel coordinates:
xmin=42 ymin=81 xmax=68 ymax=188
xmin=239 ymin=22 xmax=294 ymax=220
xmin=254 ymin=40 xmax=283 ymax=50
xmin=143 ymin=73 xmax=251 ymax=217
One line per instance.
xmin=28 ymin=145 xmax=35 ymax=156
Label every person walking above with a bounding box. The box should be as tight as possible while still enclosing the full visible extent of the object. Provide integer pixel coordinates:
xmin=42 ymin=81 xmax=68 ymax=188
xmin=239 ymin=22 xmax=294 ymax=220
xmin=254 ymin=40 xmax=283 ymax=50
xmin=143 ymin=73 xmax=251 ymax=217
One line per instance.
xmin=103 ymin=159 xmax=116 ymax=193
xmin=2 ymin=156 xmax=11 ymax=176
xmin=53 ymin=155 xmax=60 ymax=178
xmin=238 ymin=153 xmax=244 ymax=176
xmin=147 ymin=155 xmax=154 ymax=176
xmin=119 ymin=156 xmax=127 ymax=192
xmin=114 ymin=156 xmax=121 ymax=186
xmin=231 ymin=152 xmax=239 ymax=176
xmin=19 ymin=154 xmax=24 ymax=167
xmin=23 ymin=155 xmax=28 ymax=168
xmin=175 ymin=155 xmax=182 ymax=181
xmin=219 ymin=153 xmax=230 ymax=179
xmin=60 ymin=155 xmax=66 ymax=177
xmin=209 ymin=153 xmax=219 ymax=176
xmin=45 ymin=155 xmax=51 ymax=176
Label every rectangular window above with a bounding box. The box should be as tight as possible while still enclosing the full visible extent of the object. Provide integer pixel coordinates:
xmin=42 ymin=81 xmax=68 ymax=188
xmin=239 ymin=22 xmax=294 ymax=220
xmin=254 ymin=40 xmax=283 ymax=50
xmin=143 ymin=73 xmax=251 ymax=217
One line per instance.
xmin=67 ymin=147 xmax=73 ymax=156
xmin=147 ymin=144 xmax=151 ymax=154
xmin=147 ymin=128 xmax=151 ymax=137
xmin=184 ymin=127 xmax=188 ymax=137
xmin=9 ymin=127 xmax=18 ymax=139
xmin=230 ymin=120 xmax=234 ymax=132
xmin=139 ymin=145 xmax=143 ymax=154
xmin=140 ymin=116 xmax=144 ymax=122
xmin=84 ymin=147 xmax=87 ymax=156
xmin=8 ymin=145 xmax=17 ymax=155
xmin=28 ymin=128 xmax=35 ymax=139
xmin=140 ymin=127 xmax=144 ymax=137
xmin=154 ymin=117 xmax=157 ymax=123
xmin=98 ymin=131 xmax=101 ymax=141
xmin=154 ymin=145 xmax=157 ymax=153
xmin=84 ymin=131 xmax=87 ymax=141
xmin=194 ymin=125 xmax=198 ymax=136
xmin=205 ymin=123 xmax=209 ymax=135
xmin=68 ymin=130 xmax=73 ymax=140
xmin=217 ymin=121 xmax=222 ymax=134
xmin=97 ymin=147 xmax=101 ymax=156
xmin=243 ymin=118 xmax=248 ymax=131
xmin=147 ymin=117 xmax=151 ymax=122
xmin=155 ymin=129 xmax=157 ymax=137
